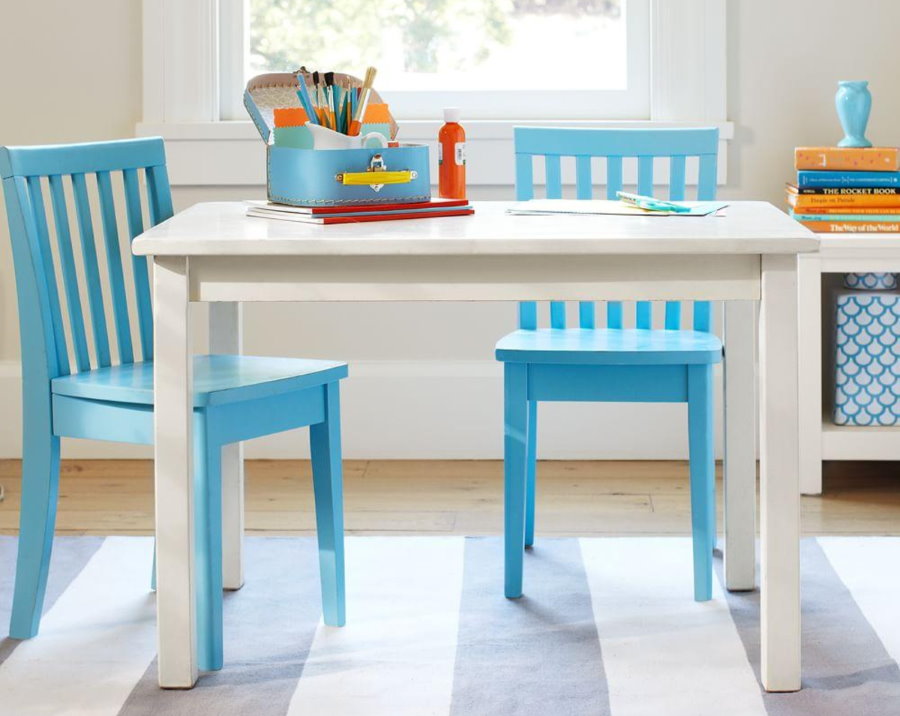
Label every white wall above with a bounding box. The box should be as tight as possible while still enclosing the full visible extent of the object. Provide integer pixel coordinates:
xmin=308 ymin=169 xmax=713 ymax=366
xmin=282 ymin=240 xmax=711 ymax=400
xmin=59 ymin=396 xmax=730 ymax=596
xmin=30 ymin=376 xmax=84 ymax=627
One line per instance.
xmin=2 ymin=0 xmax=899 ymax=458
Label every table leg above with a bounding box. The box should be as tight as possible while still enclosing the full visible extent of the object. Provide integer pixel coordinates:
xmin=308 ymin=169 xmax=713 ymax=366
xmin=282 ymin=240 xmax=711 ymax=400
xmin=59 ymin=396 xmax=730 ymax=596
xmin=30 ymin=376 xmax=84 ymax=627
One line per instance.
xmin=723 ymin=300 xmax=757 ymax=591
xmin=797 ymin=256 xmax=823 ymax=495
xmin=759 ymin=254 xmax=802 ymax=692
xmin=209 ymin=302 xmax=245 ymax=590
xmin=154 ymin=256 xmax=197 ymax=688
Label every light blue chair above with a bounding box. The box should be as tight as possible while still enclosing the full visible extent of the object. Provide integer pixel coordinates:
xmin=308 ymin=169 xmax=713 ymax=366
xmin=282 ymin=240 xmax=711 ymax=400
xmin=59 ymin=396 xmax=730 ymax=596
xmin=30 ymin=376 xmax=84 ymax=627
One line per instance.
xmin=0 ymin=137 xmax=347 ymax=670
xmin=499 ymin=127 xmax=722 ymax=602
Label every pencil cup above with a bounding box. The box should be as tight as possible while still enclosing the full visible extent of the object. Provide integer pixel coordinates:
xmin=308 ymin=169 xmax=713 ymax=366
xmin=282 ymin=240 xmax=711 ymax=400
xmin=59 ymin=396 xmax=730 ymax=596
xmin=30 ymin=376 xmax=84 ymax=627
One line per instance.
xmin=306 ymin=124 xmax=388 ymax=150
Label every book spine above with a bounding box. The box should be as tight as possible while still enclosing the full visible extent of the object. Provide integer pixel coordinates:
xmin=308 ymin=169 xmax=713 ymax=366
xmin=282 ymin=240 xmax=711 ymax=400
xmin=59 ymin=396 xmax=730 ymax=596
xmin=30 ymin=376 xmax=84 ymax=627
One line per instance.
xmin=794 ymin=147 xmax=900 ymax=171
xmin=792 ymin=211 xmax=900 ymax=222
xmin=797 ymin=171 xmax=900 ymax=187
xmin=798 ymin=220 xmax=900 ymax=233
xmin=788 ymin=184 xmax=900 ymax=195
xmin=790 ymin=204 xmax=900 ymax=214
xmin=787 ymin=193 xmax=900 ymax=208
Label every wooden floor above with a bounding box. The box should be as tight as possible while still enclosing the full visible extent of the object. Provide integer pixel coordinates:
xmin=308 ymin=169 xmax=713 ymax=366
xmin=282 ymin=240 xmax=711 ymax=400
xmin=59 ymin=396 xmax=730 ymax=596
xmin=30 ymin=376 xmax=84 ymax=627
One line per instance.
xmin=2 ymin=459 xmax=900 ymax=537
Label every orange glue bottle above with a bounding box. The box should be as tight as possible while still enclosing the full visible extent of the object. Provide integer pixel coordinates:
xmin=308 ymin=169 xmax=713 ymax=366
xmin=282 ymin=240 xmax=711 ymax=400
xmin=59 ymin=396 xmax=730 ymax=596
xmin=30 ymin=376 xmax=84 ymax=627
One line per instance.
xmin=438 ymin=107 xmax=466 ymax=199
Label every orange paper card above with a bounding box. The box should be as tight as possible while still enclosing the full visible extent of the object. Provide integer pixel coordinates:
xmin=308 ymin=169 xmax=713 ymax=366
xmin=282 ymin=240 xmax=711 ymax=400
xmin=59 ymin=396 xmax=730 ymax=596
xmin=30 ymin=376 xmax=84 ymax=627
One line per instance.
xmin=273 ymin=107 xmax=309 ymax=127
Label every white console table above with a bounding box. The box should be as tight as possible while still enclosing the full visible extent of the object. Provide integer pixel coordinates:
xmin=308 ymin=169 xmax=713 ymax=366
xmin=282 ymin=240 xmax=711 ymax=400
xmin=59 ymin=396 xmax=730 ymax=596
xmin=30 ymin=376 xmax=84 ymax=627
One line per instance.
xmin=799 ymin=234 xmax=900 ymax=495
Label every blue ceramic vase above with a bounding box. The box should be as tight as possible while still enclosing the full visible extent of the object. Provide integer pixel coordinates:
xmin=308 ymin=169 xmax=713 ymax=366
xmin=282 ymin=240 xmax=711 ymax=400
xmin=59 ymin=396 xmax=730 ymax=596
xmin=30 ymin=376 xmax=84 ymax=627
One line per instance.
xmin=835 ymin=80 xmax=872 ymax=148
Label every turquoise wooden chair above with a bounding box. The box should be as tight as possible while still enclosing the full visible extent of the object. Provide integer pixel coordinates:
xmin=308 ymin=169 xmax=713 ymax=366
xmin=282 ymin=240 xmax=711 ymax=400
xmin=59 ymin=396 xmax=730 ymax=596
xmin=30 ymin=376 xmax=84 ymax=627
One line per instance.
xmin=500 ymin=127 xmax=721 ymax=602
xmin=0 ymin=137 xmax=347 ymax=670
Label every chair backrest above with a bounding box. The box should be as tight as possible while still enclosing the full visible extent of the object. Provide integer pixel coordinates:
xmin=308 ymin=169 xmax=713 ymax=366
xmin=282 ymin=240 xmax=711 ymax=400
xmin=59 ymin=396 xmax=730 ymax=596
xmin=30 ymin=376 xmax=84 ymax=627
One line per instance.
xmin=0 ymin=137 xmax=173 ymax=382
xmin=513 ymin=127 xmax=719 ymax=333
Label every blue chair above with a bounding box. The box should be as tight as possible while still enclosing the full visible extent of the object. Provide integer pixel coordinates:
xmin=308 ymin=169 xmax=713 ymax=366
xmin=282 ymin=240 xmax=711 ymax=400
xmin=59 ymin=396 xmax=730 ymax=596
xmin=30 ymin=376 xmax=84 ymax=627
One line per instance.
xmin=499 ymin=127 xmax=721 ymax=602
xmin=0 ymin=137 xmax=347 ymax=670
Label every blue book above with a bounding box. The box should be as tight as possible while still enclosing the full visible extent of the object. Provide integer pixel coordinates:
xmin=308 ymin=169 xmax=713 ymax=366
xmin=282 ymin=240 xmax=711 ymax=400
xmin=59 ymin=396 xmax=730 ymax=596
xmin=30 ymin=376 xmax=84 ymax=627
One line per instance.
xmin=790 ymin=210 xmax=900 ymax=222
xmin=797 ymin=170 xmax=900 ymax=187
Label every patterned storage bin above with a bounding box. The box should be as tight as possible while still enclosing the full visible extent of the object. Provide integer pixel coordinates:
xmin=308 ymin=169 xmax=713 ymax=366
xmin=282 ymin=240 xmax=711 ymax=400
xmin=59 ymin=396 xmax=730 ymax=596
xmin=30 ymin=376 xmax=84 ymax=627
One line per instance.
xmin=833 ymin=290 xmax=900 ymax=426
xmin=843 ymin=272 xmax=898 ymax=290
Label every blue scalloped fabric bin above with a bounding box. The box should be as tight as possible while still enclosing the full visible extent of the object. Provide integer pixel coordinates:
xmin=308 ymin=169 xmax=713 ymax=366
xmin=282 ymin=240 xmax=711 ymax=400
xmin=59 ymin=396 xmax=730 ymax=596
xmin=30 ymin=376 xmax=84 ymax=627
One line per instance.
xmin=833 ymin=290 xmax=900 ymax=426
xmin=843 ymin=272 xmax=898 ymax=290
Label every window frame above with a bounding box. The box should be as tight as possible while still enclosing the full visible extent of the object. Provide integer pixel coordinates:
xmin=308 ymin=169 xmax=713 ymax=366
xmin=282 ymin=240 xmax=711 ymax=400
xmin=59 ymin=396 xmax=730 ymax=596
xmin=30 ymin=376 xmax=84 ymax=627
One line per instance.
xmin=140 ymin=0 xmax=730 ymax=186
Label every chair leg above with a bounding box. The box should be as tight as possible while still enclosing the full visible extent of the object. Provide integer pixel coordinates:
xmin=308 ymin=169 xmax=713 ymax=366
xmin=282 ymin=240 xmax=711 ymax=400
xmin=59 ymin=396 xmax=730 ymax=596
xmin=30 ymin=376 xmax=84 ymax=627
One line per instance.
xmin=687 ymin=364 xmax=715 ymax=602
xmin=10 ymin=408 xmax=61 ymax=639
xmin=504 ymin=363 xmax=528 ymax=598
xmin=194 ymin=414 xmax=224 ymax=671
xmin=524 ymin=400 xmax=537 ymax=548
xmin=309 ymin=381 xmax=346 ymax=627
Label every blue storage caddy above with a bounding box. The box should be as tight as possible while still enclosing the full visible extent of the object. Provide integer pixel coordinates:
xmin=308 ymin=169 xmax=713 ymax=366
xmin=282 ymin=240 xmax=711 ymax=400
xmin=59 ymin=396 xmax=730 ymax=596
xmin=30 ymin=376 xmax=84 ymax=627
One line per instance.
xmin=833 ymin=288 xmax=900 ymax=426
xmin=245 ymin=71 xmax=431 ymax=207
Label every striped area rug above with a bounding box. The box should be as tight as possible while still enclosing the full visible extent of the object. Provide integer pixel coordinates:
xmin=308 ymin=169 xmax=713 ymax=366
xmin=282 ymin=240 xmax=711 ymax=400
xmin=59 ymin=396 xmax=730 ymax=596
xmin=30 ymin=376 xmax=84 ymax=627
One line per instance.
xmin=1 ymin=536 xmax=900 ymax=715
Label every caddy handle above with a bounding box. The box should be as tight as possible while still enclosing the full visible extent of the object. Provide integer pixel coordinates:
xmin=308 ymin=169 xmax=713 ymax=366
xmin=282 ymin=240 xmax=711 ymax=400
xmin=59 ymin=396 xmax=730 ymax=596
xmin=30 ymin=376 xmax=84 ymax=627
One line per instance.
xmin=336 ymin=170 xmax=417 ymax=186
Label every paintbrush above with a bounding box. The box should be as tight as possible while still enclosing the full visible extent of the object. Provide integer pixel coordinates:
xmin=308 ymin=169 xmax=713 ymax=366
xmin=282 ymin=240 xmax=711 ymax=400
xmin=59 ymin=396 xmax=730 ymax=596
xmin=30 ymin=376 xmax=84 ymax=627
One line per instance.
xmin=348 ymin=66 xmax=377 ymax=136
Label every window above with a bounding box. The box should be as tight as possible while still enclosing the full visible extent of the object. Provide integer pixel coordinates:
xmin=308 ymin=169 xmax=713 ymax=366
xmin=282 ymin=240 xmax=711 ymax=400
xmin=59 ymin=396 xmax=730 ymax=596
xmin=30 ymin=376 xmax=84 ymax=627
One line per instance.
xmin=238 ymin=0 xmax=650 ymax=119
xmin=141 ymin=0 xmax=729 ymax=186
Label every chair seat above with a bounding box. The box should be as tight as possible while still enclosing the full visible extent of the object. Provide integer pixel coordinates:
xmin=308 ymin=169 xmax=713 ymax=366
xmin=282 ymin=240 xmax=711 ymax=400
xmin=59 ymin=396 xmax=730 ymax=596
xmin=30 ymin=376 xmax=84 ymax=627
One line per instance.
xmin=495 ymin=328 xmax=723 ymax=365
xmin=51 ymin=354 xmax=348 ymax=407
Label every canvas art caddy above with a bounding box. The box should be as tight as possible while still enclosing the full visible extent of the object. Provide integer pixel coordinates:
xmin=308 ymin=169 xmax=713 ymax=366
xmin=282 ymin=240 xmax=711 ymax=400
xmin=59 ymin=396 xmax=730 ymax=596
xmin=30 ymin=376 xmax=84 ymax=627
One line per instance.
xmin=245 ymin=69 xmax=431 ymax=207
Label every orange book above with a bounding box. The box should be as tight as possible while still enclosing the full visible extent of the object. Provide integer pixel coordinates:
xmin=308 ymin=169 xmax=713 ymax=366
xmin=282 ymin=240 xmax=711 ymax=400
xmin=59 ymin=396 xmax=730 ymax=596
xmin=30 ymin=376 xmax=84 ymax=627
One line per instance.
xmin=787 ymin=192 xmax=900 ymax=209
xmin=794 ymin=147 xmax=900 ymax=171
xmin=798 ymin=220 xmax=900 ymax=233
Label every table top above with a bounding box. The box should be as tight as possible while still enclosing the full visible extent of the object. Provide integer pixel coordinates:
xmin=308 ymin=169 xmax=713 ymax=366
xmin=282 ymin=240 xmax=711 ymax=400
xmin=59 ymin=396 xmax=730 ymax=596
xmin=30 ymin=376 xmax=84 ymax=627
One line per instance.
xmin=133 ymin=200 xmax=819 ymax=257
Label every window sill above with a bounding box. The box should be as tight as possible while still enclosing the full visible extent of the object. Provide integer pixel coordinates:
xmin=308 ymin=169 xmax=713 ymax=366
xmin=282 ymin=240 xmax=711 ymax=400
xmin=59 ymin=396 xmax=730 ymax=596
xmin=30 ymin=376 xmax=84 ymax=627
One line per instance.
xmin=136 ymin=119 xmax=734 ymax=187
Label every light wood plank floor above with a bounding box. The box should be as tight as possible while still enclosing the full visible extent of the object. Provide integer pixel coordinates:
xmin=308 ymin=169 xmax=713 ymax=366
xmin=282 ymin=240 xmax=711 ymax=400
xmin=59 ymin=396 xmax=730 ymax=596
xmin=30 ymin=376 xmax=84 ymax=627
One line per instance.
xmin=1 ymin=459 xmax=899 ymax=537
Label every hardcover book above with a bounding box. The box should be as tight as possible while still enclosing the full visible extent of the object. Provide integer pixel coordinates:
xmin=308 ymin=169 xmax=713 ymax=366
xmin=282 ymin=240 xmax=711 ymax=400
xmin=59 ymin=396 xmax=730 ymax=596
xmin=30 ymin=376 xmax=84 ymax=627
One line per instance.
xmin=794 ymin=147 xmax=900 ymax=171
xmin=797 ymin=171 xmax=900 ymax=188
xmin=797 ymin=220 xmax=900 ymax=233
xmin=787 ymin=184 xmax=900 ymax=196
xmin=786 ymin=193 xmax=900 ymax=209
xmin=791 ymin=211 xmax=900 ymax=222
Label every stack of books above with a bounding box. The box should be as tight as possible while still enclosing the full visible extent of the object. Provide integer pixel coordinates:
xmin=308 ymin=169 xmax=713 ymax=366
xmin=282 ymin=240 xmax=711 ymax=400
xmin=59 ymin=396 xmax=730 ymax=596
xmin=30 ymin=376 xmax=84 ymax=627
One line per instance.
xmin=246 ymin=197 xmax=474 ymax=225
xmin=787 ymin=147 xmax=900 ymax=233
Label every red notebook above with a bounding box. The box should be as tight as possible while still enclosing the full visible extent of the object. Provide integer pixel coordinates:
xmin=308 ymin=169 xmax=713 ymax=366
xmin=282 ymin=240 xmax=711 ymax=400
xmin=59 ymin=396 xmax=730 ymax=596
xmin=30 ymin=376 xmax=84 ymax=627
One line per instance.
xmin=248 ymin=197 xmax=470 ymax=216
xmin=250 ymin=207 xmax=475 ymax=225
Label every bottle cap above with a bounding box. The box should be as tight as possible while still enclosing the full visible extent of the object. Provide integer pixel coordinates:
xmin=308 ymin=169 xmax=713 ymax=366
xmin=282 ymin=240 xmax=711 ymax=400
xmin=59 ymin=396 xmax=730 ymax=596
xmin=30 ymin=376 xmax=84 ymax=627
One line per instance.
xmin=443 ymin=107 xmax=460 ymax=123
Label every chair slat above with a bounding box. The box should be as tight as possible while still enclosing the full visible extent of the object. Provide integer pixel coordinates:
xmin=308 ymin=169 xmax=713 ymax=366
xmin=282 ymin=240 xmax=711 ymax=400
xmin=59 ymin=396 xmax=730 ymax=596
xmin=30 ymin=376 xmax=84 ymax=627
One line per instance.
xmin=71 ymin=172 xmax=111 ymax=368
xmin=693 ymin=301 xmax=712 ymax=332
xmin=123 ymin=169 xmax=153 ymax=360
xmin=669 ymin=156 xmax=686 ymax=201
xmin=698 ymin=154 xmax=717 ymax=200
xmin=575 ymin=156 xmax=592 ymax=200
xmin=515 ymin=155 xmax=534 ymax=201
xmin=26 ymin=177 xmax=69 ymax=376
xmin=665 ymin=301 xmax=681 ymax=330
xmin=606 ymin=156 xmax=623 ymax=199
xmin=519 ymin=301 xmax=537 ymax=330
xmin=636 ymin=301 xmax=652 ymax=330
xmin=637 ymin=155 xmax=654 ymax=196
xmin=48 ymin=175 xmax=90 ymax=372
xmin=607 ymin=301 xmax=623 ymax=329
xmin=578 ymin=302 xmax=595 ymax=329
xmin=95 ymin=171 xmax=133 ymax=365
xmin=545 ymin=155 xmax=562 ymax=199
xmin=146 ymin=165 xmax=175 ymax=225
xmin=550 ymin=301 xmax=566 ymax=329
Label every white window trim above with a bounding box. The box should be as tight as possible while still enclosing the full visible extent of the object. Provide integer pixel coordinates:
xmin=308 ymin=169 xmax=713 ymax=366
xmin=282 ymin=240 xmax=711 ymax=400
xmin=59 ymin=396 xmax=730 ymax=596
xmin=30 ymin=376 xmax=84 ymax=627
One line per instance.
xmin=139 ymin=0 xmax=730 ymax=187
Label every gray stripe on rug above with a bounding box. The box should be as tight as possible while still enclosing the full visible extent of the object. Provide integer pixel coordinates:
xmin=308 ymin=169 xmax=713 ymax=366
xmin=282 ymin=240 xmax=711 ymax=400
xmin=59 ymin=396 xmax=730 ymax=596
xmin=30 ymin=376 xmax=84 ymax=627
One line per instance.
xmin=718 ymin=538 xmax=900 ymax=714
xmin=450 ymin=537 xmax=610 ymax=716
xmin=0 ymin=535 xmax=104 ymax=666
xmin=118 ymin=537 xmax=324 ymax=716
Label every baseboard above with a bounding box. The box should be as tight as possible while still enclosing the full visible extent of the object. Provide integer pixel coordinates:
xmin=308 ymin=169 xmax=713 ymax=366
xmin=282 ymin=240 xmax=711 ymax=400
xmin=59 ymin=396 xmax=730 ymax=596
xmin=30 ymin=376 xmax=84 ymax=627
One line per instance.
xmin=0 ymin=360 xmax=725 ymax=459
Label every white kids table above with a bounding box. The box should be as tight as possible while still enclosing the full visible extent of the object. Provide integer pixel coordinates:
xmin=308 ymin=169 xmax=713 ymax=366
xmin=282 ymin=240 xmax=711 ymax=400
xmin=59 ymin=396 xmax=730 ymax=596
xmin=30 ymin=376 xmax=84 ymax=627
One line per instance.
xmin=133 ymin=200 xmax=818 ymax=691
